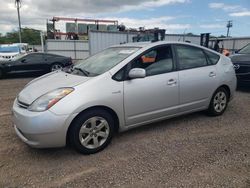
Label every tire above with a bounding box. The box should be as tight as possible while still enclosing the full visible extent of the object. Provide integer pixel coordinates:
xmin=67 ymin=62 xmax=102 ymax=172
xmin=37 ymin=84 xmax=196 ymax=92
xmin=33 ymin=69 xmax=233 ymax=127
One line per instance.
xmin=69 ymin=109 xmax=115 ymax=154
xmin=207 ymin=87 xmax=229 ymax=116
xmin=50 ymin=63 xmax=63 ymax=72
xmin=0 ymin=69 xmax=4 ymax=79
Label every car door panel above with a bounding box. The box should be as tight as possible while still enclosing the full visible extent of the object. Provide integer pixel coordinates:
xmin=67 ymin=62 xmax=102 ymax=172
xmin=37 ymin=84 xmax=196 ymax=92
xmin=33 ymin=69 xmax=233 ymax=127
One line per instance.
xmin=124 ymin=72 xmax=179 ymax=126
xmin=9 ymin=59 xmax=27 ymax=72
xmin=9 ymin=54 xmax=42 ymax=72
xmin=178 ymin=66 xmax=218 ymax=112
xmin=123 ymin=45 xmax=179 ymax=126
xmin=25 ymin=54 xmax=45 ymax=71
xmin=174 ymin=44 xmax=219 ymax=112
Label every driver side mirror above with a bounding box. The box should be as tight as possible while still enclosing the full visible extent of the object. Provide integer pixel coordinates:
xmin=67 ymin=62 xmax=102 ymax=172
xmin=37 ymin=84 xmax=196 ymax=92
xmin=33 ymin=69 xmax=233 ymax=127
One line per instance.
xmin=21 ymin=59 xmax=26 ymax=63
xmin=128 ymin=68 xmax=146 ymax=79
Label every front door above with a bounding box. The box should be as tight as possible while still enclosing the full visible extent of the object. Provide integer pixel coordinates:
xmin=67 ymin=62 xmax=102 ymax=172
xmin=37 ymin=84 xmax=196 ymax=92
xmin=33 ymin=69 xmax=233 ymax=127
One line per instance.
xmin=124 ymin=45 xmax=179 ymax=126
xmin=11 ymin=53 xmax=44 ymax=72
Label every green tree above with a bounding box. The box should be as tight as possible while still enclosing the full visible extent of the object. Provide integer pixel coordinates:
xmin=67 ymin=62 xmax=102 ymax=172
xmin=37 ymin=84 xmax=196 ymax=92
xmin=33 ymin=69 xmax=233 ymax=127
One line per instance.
xmin=0 ymin=28 xmax=41 ymax=45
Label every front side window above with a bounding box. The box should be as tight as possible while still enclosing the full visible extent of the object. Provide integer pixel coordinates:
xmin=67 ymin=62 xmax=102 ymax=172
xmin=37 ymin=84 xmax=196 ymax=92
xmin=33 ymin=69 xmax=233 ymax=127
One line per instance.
xmin=20 ymin=54 xmax=43 ymax=62
xmin=130 ymin=45 xmax=174 ymax=76
xmin=175 ymin=45 xmax=208 ymax=70
xmin=73 ymin=47 xmax=140 ymax=76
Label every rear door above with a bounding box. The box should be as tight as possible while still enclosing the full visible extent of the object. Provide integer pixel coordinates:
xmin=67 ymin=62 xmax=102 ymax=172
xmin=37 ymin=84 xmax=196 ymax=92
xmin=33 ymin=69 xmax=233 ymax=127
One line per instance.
xmin=123 ymin=45 xmax=179 ymax=126
xmin=174 ymin=44 xmax=219 ymax=112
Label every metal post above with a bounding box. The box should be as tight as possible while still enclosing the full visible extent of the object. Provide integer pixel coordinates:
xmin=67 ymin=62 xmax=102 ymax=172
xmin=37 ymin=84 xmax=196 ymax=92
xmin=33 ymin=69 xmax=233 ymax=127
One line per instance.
xmin=40 ymin=32 xmax=44 ymax=52
xmin=15 ymin=0 xmax=22 ymax=43
xmin=226 ymin=20 xmax=233 ymax=37
xmin=74 ymin=40 xmax=77 ymax=59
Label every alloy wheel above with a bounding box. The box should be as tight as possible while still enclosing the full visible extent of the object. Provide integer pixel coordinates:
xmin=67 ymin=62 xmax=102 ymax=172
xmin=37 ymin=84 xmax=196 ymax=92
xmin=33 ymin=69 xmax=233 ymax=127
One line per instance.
xmin=78 ymin=117 xmax=110 ymax=149
xmin=51 ymin=64 xmax=63 ymax=71
xmin=213 ymin=91 xmax=227 ymax=113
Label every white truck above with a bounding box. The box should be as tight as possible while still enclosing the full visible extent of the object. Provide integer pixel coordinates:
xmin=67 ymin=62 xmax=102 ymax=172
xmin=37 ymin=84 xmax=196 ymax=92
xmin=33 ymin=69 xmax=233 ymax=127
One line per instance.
xmin=0 ymin=43 xmax=28 ymax=61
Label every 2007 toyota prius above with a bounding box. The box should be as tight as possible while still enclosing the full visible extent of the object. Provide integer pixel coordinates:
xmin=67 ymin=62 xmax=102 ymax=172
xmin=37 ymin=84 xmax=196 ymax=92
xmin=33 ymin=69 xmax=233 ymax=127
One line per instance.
xmin=12 ymin=41 xmax=236 ymax=154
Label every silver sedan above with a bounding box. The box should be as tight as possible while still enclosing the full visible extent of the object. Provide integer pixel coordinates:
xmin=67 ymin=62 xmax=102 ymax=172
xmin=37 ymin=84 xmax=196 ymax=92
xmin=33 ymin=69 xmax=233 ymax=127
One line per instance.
xmin=12 ymin=41 xmax=237 ymax=154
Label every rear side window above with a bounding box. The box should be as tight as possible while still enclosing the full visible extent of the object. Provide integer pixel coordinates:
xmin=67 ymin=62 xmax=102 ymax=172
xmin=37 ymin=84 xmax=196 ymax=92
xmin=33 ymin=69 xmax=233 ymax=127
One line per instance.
xmin=175 ymin=45 xmax=207 ymax=70
xmin=204 ymin=50 xmax=220 ymax=65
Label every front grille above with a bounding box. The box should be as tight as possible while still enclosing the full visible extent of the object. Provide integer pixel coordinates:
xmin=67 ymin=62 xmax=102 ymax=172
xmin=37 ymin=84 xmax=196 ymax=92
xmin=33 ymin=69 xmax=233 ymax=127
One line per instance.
xmin=235 ymin=63 xmax=250 ymax=75
xmin=17 ymin=100 xmax=29 ymax=109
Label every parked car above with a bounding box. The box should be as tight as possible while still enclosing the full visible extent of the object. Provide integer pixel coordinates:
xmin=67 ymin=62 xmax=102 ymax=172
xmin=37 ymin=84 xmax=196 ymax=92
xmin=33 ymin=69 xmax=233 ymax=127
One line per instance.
xmin=0 ymin=53 xmax=73 ymax=78
xmin=0 ymin=44 xmax=23 ymax=61
xmin=230 ymin=43 xmax=250 ymax=86
xmin=12 ymin=41 xmax=236 ymax=154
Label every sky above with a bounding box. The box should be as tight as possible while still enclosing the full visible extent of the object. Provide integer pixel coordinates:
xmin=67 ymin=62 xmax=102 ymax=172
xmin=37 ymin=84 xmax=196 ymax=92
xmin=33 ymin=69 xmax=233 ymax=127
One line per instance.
xmin=0 ymin=0 xmax=250 ymax=36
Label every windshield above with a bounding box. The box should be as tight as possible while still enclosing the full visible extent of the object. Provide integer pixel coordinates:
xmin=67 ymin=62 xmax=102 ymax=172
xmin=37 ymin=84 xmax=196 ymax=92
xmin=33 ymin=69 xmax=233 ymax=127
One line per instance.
xmin=73 ymin=47 xmax=140 ymax=76
xmin=0 ymin=46 xmax=20 ymax=53
xmin=238 ymin=44 xmax=250 ymax=54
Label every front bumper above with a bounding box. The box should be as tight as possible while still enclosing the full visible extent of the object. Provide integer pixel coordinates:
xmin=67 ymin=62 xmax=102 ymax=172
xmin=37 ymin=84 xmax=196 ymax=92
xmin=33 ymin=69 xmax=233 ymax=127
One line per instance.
xmin=12 ymin=99 xmax=73 ymax=148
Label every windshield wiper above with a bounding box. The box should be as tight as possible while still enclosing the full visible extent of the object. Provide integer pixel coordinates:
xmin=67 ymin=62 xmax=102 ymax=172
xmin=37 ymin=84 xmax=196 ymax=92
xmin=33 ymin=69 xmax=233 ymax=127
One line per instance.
xmin=73 ymin=67 xmax=90 ymax=76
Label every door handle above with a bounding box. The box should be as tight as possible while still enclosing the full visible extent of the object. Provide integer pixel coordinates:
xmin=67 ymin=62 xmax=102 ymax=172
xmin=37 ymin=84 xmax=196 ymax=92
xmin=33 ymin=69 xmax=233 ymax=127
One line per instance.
xmin=209 ymin=72 xmax=216 ymax=77
xmin=167 ymin=79 xmax=177 ymax=85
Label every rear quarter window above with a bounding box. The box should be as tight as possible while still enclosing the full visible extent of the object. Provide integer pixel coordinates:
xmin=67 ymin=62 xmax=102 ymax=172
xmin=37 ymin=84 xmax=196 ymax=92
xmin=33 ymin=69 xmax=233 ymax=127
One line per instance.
xmin=204 ymin=50 xmax=220 ymax=65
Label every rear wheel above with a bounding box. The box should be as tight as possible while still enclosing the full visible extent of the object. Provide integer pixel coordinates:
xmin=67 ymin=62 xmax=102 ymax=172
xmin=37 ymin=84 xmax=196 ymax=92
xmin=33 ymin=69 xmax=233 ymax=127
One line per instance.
xmin=51 ymin=63 xmax=63 ymax=72
xmin=207 ymin=87 xmax=229 ymax=116
xmin=69 ymin=109 xmax=114 ymax=154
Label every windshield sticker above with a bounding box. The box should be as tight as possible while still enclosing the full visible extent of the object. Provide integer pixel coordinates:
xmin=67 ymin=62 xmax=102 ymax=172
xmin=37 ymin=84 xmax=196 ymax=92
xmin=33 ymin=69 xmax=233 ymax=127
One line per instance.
xmin=119 ymin=49 xmax=137 ymax=54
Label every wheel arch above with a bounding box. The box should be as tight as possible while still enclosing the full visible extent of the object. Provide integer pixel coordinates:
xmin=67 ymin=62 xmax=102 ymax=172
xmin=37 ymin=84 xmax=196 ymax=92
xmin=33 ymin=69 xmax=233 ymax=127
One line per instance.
xmin=218 ymin=84 xmax=231 ymax=99
xmin=50 ymin=62 xmax=63 ymax=70
xmin=66 ymin=105 xmax=120 ymax=145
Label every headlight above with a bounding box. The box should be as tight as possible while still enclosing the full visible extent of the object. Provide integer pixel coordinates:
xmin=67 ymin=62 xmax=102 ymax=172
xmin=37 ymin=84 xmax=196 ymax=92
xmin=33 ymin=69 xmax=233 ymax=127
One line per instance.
xmin=28 ymin=88 xmax=74 ymax=112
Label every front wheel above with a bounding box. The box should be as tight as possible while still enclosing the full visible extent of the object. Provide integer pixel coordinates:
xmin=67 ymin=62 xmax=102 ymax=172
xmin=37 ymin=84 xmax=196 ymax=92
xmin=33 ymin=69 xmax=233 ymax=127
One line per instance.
xmin=0 ymin=69 xmax=4 ymax=79
xmin=69 ymin=109 xmax=115 ymax=154
xmin=207 ymin=87 xmax=229 ymax=116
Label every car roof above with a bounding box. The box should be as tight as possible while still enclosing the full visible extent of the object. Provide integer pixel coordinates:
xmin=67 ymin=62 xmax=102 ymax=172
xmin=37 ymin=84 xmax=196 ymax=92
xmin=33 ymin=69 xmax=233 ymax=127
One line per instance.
xmin=26 ymin=52 xmax=62 ymax=56
xmin=111 ymin=41 xmax=222 ymax=56
xmin=112 ymin=41 xmax=199 ymax=48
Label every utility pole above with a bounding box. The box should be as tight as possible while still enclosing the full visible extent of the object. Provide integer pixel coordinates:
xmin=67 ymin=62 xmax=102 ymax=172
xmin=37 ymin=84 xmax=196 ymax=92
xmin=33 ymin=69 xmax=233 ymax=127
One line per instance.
xmin=15 ymin=0 xmax=22 ymax=43
xmin=226 ymin=20 xmax=233 ymax=37
xmin=40 ymin=31 xmax=44 ymax=52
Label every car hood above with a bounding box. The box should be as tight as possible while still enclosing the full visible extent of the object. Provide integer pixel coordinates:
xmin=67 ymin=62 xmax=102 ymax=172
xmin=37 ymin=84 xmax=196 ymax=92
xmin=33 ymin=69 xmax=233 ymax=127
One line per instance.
xmin=230 ymin=54 xmax=250 ymax=64
xmin=18 ymin=71 xmax=91 ymax=105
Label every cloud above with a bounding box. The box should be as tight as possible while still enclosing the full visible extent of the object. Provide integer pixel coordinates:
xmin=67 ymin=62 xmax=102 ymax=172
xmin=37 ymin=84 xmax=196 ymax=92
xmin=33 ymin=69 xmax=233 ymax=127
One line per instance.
xmin=209 ymin=3 xmax=243 ymax=12
xmin=0 ymin=0 xmax=190 ymax=34
xmin=34 ymin=0 xmax=189 ymax=15
xmin=123 ymin=0 xmax=190 ymax=11
xmin=102 ymin=17 xmax=191 ymax=33
xmin=209 ymin=2 xmax=250 ymax=18
xmin=199 ymin=24 xmax=224 ymax=29
xmin=230 ymin=11 xmax=250 ymax=17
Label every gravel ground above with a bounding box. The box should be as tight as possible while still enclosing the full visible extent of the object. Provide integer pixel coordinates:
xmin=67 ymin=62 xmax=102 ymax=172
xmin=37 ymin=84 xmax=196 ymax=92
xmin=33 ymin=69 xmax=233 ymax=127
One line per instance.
xmin=0 ymin=75 xmax=250 ymax=188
